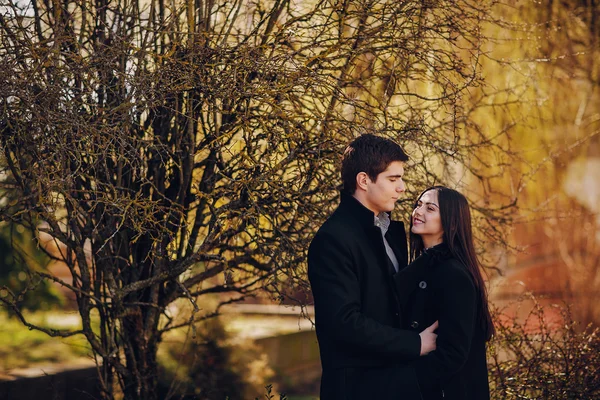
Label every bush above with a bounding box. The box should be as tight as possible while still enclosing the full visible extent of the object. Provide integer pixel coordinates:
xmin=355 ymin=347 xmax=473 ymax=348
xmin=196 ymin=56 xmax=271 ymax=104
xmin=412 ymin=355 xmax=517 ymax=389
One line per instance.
xmin=0 ymin=223 xmax=63 ymax=313
xmin=158 ymin=317 xmax=274 ymax=400
xmin=488 ymin=296 xmax=600 ymax=399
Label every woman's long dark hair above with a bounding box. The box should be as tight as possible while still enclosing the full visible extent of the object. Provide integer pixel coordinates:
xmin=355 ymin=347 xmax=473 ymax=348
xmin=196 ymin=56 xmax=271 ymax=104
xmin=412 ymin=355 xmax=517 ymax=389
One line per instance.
xmin=409 ymin=186 xmax=495 ymax=341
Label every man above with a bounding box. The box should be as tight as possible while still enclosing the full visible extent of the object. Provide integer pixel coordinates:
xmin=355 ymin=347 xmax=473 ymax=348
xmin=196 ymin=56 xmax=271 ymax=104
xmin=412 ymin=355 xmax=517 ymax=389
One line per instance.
xmin=308 ymin=134 xmax=438 ymax=400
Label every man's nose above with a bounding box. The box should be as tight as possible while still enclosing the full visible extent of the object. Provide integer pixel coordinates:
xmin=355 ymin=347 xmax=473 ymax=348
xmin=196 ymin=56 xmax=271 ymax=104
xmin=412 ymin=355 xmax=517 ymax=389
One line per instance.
xmin=396 ymin=181 xmax=406 ymax=192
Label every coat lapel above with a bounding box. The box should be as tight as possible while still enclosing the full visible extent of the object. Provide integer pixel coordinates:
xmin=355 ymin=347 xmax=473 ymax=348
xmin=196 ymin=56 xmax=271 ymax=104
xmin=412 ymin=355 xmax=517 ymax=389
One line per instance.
xmin=365 ymin=225 xmax=397 ymax=276
xmin=386 ymin=221 xmax=408 ymax=270
xmin=394 ymin=243 xmax=452 ymax=310
xmin=394 ymin=254 xmax=431 ymax=309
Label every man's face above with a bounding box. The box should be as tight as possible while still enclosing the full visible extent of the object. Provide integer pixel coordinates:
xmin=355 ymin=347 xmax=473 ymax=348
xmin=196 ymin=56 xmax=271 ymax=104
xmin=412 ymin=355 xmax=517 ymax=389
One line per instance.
xmin=363 ymin=161 xmax=406 ymax=214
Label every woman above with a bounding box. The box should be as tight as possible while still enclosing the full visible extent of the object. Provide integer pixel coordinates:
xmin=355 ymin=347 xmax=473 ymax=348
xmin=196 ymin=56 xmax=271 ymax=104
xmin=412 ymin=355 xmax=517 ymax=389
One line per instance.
xmin=395 ymin=186 xmax=495 ymax=400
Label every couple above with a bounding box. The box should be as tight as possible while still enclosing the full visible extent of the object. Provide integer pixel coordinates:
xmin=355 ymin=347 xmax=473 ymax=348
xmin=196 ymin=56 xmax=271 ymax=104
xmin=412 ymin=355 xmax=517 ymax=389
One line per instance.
xmin=308 ymin=134 xmax=495 ymax=400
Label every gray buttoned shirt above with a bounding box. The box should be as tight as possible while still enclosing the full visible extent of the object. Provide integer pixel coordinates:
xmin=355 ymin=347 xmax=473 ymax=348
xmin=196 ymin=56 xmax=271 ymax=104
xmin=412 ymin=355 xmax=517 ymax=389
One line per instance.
xmin=374 ymin=213 xmax=400 ymax=272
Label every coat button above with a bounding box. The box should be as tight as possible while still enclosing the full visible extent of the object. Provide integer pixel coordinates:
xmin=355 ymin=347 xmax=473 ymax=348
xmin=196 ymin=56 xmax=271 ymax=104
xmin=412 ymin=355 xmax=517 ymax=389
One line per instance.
xmin=411 ymin=321 xmax=419 ymax=329
xmin=419 ymin=281 xmax=427 ymax=289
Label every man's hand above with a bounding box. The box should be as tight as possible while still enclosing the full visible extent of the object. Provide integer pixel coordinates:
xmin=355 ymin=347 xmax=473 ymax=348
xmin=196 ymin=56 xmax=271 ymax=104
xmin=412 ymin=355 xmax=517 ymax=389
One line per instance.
xmin=419 ymin=320 xmax=438 ymax=356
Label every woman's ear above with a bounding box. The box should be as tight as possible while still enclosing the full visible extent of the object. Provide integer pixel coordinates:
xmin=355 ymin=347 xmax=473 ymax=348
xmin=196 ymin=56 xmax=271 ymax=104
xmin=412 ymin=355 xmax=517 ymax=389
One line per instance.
xmin=356 ymin=172 xmax=369 ymax=191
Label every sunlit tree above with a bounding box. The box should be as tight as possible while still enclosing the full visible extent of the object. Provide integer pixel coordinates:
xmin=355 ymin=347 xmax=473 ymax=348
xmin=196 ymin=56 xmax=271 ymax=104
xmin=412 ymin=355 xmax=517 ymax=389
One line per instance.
xmin=472 ymin=0 xmax=600 ymax=325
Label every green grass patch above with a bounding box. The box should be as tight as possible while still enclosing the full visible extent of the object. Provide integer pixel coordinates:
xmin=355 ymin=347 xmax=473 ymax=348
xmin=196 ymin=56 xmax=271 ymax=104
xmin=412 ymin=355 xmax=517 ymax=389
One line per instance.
xmin=0 ymin=311 xmax=92 ymax=371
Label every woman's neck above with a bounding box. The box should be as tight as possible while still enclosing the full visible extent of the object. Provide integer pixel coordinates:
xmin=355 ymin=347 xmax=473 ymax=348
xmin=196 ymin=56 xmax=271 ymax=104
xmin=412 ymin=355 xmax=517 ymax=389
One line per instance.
xmin=422 ymin=236 xmax=443 ymax=250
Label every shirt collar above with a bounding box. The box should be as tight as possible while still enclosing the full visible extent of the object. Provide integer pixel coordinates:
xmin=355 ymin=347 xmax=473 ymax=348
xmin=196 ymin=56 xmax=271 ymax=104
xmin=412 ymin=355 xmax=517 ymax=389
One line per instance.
xmin=339 ymin=192 xmax=395 ymax=232
xmin=374 ymin=212 xmax=391 ymax=235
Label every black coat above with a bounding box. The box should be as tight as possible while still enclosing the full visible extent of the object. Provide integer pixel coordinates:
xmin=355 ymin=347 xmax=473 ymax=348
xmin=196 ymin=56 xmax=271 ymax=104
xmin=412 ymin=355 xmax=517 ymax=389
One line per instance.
xmin=308 ymin=193 xmax=423 ymax=400
xmin=395 ymin=244 xmax=490 ymax=400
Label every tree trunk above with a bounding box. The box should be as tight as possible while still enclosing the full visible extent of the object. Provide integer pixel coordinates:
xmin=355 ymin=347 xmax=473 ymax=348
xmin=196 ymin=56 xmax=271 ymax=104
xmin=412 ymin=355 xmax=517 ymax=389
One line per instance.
xmin=121 ymin=309 xmax=160 ymax=400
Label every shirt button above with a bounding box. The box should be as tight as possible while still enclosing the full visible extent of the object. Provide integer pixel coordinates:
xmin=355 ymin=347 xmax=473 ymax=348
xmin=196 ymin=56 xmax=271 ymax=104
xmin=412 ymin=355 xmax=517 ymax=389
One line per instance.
xmin=411 ymin=321 xmax=419 ymax=329
xmin=419 ymin=281 xmax=427 ymax=289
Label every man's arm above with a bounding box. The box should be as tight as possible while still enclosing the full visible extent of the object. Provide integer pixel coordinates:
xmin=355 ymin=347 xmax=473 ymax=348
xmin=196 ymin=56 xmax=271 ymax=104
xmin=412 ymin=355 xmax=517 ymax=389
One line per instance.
xmin=308 ymin=231 xmax=435 ymax=360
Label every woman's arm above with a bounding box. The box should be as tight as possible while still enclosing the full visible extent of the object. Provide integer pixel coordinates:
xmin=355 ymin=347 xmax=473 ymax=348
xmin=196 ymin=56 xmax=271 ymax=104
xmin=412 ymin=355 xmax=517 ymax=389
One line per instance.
xmin=414 ymin=261 xmax=477 ymax=382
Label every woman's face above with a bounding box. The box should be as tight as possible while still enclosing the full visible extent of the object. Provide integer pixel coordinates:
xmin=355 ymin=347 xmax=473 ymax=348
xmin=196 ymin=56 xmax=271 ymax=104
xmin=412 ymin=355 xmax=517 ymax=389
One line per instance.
xmin=411 ymin=189 xmax=444 ymax=247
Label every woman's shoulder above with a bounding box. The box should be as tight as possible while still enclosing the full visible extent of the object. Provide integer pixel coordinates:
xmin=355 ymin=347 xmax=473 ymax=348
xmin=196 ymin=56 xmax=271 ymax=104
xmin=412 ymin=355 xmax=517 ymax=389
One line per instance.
xmin=432 ymin=257 xmax=474 ymax=286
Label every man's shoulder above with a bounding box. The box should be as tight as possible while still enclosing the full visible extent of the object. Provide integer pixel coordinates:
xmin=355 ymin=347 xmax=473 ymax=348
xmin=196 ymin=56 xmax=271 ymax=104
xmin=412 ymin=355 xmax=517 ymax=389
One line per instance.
xmin=315 ymin=207 xmax=361 ymax=237
xmin=309 ymin=210 xmax=361 ymax=253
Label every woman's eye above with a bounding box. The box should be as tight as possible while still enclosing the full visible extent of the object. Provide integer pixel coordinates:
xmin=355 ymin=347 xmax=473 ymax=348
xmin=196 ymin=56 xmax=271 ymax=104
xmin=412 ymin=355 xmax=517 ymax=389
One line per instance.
xmin=428 ymin=207 xmax=435 ymax=212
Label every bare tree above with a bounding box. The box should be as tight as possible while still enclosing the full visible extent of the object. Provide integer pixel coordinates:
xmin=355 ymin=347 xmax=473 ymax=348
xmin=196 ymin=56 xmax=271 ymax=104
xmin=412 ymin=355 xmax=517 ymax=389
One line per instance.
xmin=0 ymin=0 xmax=513 ymax=398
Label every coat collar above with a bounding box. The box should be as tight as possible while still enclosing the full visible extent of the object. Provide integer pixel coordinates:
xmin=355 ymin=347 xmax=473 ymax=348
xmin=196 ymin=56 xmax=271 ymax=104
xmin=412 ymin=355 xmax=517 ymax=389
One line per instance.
xmin=421 ymin=242 xmax=452 ymax=260
xmin=338 ymin=191 xmax=381 ymax=229
xmin=337 ymin=191 xmax=406 ymax=232
xmin=337 ymin=191 xmax=408 ymax=272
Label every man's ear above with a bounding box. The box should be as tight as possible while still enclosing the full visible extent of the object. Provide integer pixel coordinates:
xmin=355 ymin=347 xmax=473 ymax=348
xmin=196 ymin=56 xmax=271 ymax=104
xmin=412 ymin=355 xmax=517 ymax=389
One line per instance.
xmin=356 ymin=172 xmax=370 ymax=191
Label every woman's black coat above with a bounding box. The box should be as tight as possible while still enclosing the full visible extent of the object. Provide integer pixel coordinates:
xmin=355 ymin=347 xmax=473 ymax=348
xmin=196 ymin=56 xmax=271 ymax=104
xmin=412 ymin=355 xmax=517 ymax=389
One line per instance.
xmin=308 ymin=193 xmax=423 ymax=400
xmin=395 ymin=244 xmax=490 ymax=400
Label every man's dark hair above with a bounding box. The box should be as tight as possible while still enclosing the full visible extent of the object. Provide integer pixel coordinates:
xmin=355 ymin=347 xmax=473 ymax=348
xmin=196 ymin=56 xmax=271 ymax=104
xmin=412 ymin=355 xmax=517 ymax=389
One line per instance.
xmin=341 ymin=134 xmax=409 ymax=194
